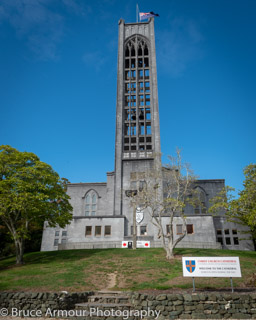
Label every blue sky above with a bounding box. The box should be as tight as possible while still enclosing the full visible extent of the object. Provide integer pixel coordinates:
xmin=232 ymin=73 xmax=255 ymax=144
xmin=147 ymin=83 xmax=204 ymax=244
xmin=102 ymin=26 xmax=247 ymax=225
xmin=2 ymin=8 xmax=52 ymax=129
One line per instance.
xmin=1 ymin=0 xmax=255 ymax=195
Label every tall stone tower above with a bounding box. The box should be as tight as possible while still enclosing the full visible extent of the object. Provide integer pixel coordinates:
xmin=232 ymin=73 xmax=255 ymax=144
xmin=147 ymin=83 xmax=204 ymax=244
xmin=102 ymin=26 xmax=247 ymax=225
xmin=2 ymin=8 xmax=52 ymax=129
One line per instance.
xmin=114 ymin=18 xmax=162 ymax=220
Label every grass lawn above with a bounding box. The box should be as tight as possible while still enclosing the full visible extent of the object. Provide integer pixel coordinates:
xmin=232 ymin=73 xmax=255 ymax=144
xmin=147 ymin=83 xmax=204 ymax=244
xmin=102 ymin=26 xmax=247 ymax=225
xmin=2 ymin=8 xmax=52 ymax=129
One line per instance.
xmin=0 ymin=248 xmax=255 ymax=292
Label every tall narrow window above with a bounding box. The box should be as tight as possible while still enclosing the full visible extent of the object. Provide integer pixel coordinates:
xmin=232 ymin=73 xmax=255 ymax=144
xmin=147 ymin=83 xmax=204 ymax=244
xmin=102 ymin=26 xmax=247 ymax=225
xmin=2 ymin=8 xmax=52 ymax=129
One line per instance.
xmin=194 ymin=187 xmax=207 ymax=214
xmin=85 ymin=191 xmax=98 ymax=216
xmin=123 ymin=36 xmax=152 ymax=153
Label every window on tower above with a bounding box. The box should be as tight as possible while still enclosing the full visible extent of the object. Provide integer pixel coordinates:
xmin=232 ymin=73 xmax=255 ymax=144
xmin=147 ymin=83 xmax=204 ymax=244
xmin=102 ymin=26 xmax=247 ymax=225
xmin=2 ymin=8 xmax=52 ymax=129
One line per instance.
xmin=131 ymin=46 xmax=135 ymax=56
xmin=144 ymin=58 xmax=149 ymax=67
xmin=144 ymin=45 xmax=148 ymax=55
xmin=138 ymin=57 xmax=143 ymax=68
xmin=125 ymin=47 xmax=129 ymax=57
xmin=145 ymin=95 xmax=150 ymax=106
xmin=138 ymin=45 xmax=142 ymax=56
xmin=145 ymin=108 xmax=151 ymax=120
xmin=146 ymin=124 xmax=151 ymax=135
xmin=139 ymin=95 xmax=144 ymax=106
xmin=123 ymin=36 xmax=152 ymax=154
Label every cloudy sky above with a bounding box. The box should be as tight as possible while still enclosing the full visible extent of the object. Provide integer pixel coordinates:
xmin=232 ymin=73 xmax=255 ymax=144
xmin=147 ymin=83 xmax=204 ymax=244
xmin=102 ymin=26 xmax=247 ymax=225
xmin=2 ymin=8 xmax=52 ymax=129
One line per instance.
xmin=1 ymin=0 xmax=256 ymax=195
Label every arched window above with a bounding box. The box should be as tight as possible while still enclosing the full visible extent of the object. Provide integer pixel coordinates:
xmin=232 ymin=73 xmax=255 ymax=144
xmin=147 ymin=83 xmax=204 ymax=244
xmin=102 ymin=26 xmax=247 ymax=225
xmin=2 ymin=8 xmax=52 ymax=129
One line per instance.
xmin=123 ymin=35 xmax=152 ymax=153
xmin=194 ymin=187 xmax=207 ymax=214
xmin=85 ymin=191 xmax=97 ymax=216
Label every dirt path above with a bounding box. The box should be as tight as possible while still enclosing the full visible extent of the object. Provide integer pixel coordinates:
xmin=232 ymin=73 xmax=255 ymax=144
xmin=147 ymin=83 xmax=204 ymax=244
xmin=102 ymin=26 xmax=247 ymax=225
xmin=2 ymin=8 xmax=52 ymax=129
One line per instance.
xmin=105 ymin=271 xmax=117 ymax=290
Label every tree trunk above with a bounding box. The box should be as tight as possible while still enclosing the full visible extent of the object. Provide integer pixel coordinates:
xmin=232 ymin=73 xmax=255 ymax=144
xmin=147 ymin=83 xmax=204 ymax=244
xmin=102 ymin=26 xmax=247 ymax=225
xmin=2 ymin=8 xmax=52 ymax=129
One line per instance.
xmin=132 ymin=205 xmax=137 ymax=249
xmin=165 ymin=237 xmax=175 ymax=260
xmin=15 ymin=238 xmax=25 ymax=264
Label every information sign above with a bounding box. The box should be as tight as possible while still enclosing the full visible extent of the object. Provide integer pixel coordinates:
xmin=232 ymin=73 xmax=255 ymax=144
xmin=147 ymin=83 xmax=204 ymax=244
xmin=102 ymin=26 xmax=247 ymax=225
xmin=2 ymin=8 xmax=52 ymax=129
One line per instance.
xmin=182 ymin=257 xmax=241 ymax=278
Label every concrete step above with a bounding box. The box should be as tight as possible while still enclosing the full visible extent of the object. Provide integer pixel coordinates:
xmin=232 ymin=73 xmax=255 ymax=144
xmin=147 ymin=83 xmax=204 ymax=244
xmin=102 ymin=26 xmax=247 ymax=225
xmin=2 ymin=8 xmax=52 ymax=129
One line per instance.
xmin=88 ymin=295 xmax=130 ymax=304
xmin=94 ymin=290 xmax=124 ymax=296
xmin=76 ymin=302 xmax=133 ymax=308
xmin=75 ymin=303 xmax=135 ymax=320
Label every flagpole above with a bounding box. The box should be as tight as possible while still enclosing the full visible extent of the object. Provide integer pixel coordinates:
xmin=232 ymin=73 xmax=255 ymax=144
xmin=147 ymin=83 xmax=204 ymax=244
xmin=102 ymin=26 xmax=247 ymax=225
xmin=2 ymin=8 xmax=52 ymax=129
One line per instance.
xmin=136 ymin=3 xmax=138 ymax=23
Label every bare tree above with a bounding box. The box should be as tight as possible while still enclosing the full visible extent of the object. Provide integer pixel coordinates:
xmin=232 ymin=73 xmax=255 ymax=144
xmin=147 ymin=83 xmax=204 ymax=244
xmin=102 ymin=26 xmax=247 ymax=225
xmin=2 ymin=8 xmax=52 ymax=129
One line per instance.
xmin=134 ymin=149 xmax=198 ymax=260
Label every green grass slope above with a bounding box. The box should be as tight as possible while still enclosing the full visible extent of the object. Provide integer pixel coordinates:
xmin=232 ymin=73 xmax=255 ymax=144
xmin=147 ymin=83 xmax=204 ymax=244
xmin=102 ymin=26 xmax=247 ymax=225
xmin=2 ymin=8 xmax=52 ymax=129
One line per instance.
xmin=0 ymin=248 xmax=255 ymax=292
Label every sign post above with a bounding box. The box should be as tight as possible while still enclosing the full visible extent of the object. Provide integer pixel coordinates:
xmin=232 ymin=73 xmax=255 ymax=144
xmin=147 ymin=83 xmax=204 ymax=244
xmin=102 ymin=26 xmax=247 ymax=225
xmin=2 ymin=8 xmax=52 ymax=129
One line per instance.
xmin=182 ymin=257 xmax=242 ymax=292
xmin=192 ymin=277 xmax=195 ymax=293
xmin=230 ymin=277 xmax=234 ymax=293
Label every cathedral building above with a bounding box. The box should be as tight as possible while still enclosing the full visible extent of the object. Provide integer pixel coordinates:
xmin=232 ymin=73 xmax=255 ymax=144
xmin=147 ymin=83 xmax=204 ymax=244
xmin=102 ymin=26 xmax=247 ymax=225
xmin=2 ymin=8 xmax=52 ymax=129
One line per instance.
xmin=41 ymin=18 xmax=254 ymax=252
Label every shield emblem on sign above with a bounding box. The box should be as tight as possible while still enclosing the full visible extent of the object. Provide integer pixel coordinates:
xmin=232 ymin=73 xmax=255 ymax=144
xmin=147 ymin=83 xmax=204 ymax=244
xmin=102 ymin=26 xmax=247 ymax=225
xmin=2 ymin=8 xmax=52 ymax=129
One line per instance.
xmin=136 ymin=207 xmax=144 ymax=224
xmin=186 ymin=260 xmax=196 ymax=273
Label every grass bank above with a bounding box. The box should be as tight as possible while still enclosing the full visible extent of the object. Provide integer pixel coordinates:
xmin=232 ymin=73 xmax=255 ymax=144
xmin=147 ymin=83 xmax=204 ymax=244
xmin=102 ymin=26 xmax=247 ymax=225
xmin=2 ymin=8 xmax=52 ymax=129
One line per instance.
xmin=0 ymin=248 xmax=255 ymax=292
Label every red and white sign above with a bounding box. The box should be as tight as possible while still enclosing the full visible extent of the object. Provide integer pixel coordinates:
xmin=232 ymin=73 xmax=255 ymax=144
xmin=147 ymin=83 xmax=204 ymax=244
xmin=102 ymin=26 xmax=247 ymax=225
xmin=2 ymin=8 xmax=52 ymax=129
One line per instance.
xmin=122 ymin=241 xmax=150 ymax=248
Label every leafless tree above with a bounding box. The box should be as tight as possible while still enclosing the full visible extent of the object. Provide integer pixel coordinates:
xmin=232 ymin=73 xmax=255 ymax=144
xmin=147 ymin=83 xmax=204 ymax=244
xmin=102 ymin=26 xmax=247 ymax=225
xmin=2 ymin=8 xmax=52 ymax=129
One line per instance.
xmin=134 ymin=149 xmax=198 ymax=259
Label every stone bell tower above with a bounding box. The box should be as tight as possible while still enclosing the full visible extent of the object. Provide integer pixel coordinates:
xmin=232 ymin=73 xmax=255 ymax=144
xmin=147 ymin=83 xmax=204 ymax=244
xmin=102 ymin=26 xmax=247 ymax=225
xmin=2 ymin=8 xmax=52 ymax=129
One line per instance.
xmin=113 ymin=18 xmax=161 ymax=219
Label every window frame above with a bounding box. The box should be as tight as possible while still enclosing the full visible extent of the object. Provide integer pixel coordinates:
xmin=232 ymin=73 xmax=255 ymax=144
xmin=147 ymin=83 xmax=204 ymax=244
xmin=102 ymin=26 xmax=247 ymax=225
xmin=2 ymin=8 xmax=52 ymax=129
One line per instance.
xmin=140 ymin=225 xmax=147 ymax=236
xmin=186 ymin=224 xmax=194 ymax=234
xmin=233 ymin=237 xmax=239 ymax=245
xmin=225 ymin=237 xmax=231 ymax=245
xmin=176 ymin=224 xmax=183 ymax=235
xmin=85 ymin=191 xmax=98 ymax=216
xmin=104 ymin=226 xmax=111 ymax=236
xmin=85 ymin=226 xmax=92 ymax=236
xmin=95 ymin=226 xmax=102 ymax=237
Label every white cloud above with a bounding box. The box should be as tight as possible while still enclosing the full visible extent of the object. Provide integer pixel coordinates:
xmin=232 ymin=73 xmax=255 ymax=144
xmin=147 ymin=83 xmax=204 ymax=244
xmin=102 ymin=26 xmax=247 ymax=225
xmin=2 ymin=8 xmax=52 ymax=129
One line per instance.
xmin=157 ymin=18 xmax=204 ymax=77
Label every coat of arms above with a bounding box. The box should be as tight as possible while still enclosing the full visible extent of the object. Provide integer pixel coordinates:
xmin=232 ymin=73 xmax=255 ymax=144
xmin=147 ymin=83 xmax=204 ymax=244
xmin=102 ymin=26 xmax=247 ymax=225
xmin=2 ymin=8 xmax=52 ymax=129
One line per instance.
xmin=136 ymin=207 xmax=144 ymax=224
xmin=185 ymin=260 xmax=196 ymax=273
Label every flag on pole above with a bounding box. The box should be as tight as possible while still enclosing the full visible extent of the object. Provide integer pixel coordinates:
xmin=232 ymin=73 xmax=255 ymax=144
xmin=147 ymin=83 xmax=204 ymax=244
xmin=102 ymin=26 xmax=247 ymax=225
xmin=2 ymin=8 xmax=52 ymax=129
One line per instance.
xmin=139 ymin=11 xmax=159 ymax=21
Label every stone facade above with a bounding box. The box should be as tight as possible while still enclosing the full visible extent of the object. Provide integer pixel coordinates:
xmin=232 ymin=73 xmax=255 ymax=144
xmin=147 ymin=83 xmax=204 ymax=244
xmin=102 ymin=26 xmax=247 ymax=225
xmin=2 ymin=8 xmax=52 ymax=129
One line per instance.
xmin=40 ymin=18 xmax=254 ymax=252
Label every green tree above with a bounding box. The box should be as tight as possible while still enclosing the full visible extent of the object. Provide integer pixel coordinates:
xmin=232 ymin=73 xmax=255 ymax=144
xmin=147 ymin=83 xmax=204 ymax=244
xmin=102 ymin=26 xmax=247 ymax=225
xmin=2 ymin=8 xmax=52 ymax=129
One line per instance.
xmin=238 ymin=164 xmax=256 ymax=241
xmin=0 ymin=145 xmax=73 ymax=264
xmin=210 ymin=164 xmax=256 ymax=247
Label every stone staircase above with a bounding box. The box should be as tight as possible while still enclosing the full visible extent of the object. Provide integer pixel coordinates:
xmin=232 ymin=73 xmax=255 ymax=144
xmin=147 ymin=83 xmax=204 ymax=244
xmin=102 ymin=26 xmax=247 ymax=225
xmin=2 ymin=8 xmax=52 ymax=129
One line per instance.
xmin=75 ymin=291 xmax=136 ymax=319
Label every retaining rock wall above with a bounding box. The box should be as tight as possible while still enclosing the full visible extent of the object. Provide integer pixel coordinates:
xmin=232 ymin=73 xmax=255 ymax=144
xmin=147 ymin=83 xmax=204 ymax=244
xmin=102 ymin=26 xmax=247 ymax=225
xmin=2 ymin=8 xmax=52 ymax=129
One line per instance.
xmin=131 ymin=292 xmax=256 ymax=319
xmin=1 ymin=291 xmax=256 ymax=319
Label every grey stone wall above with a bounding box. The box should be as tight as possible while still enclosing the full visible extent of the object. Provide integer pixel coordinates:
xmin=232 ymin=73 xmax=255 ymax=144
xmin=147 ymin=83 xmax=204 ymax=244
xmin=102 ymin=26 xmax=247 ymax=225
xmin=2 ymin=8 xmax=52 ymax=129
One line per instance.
xmin=131 ymin=292 xmax=256 ymax=319
xmin=1 ymin=291 xmax=256 ymax=319
xmin=0 ymin=292 xmax=90 ymax=315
